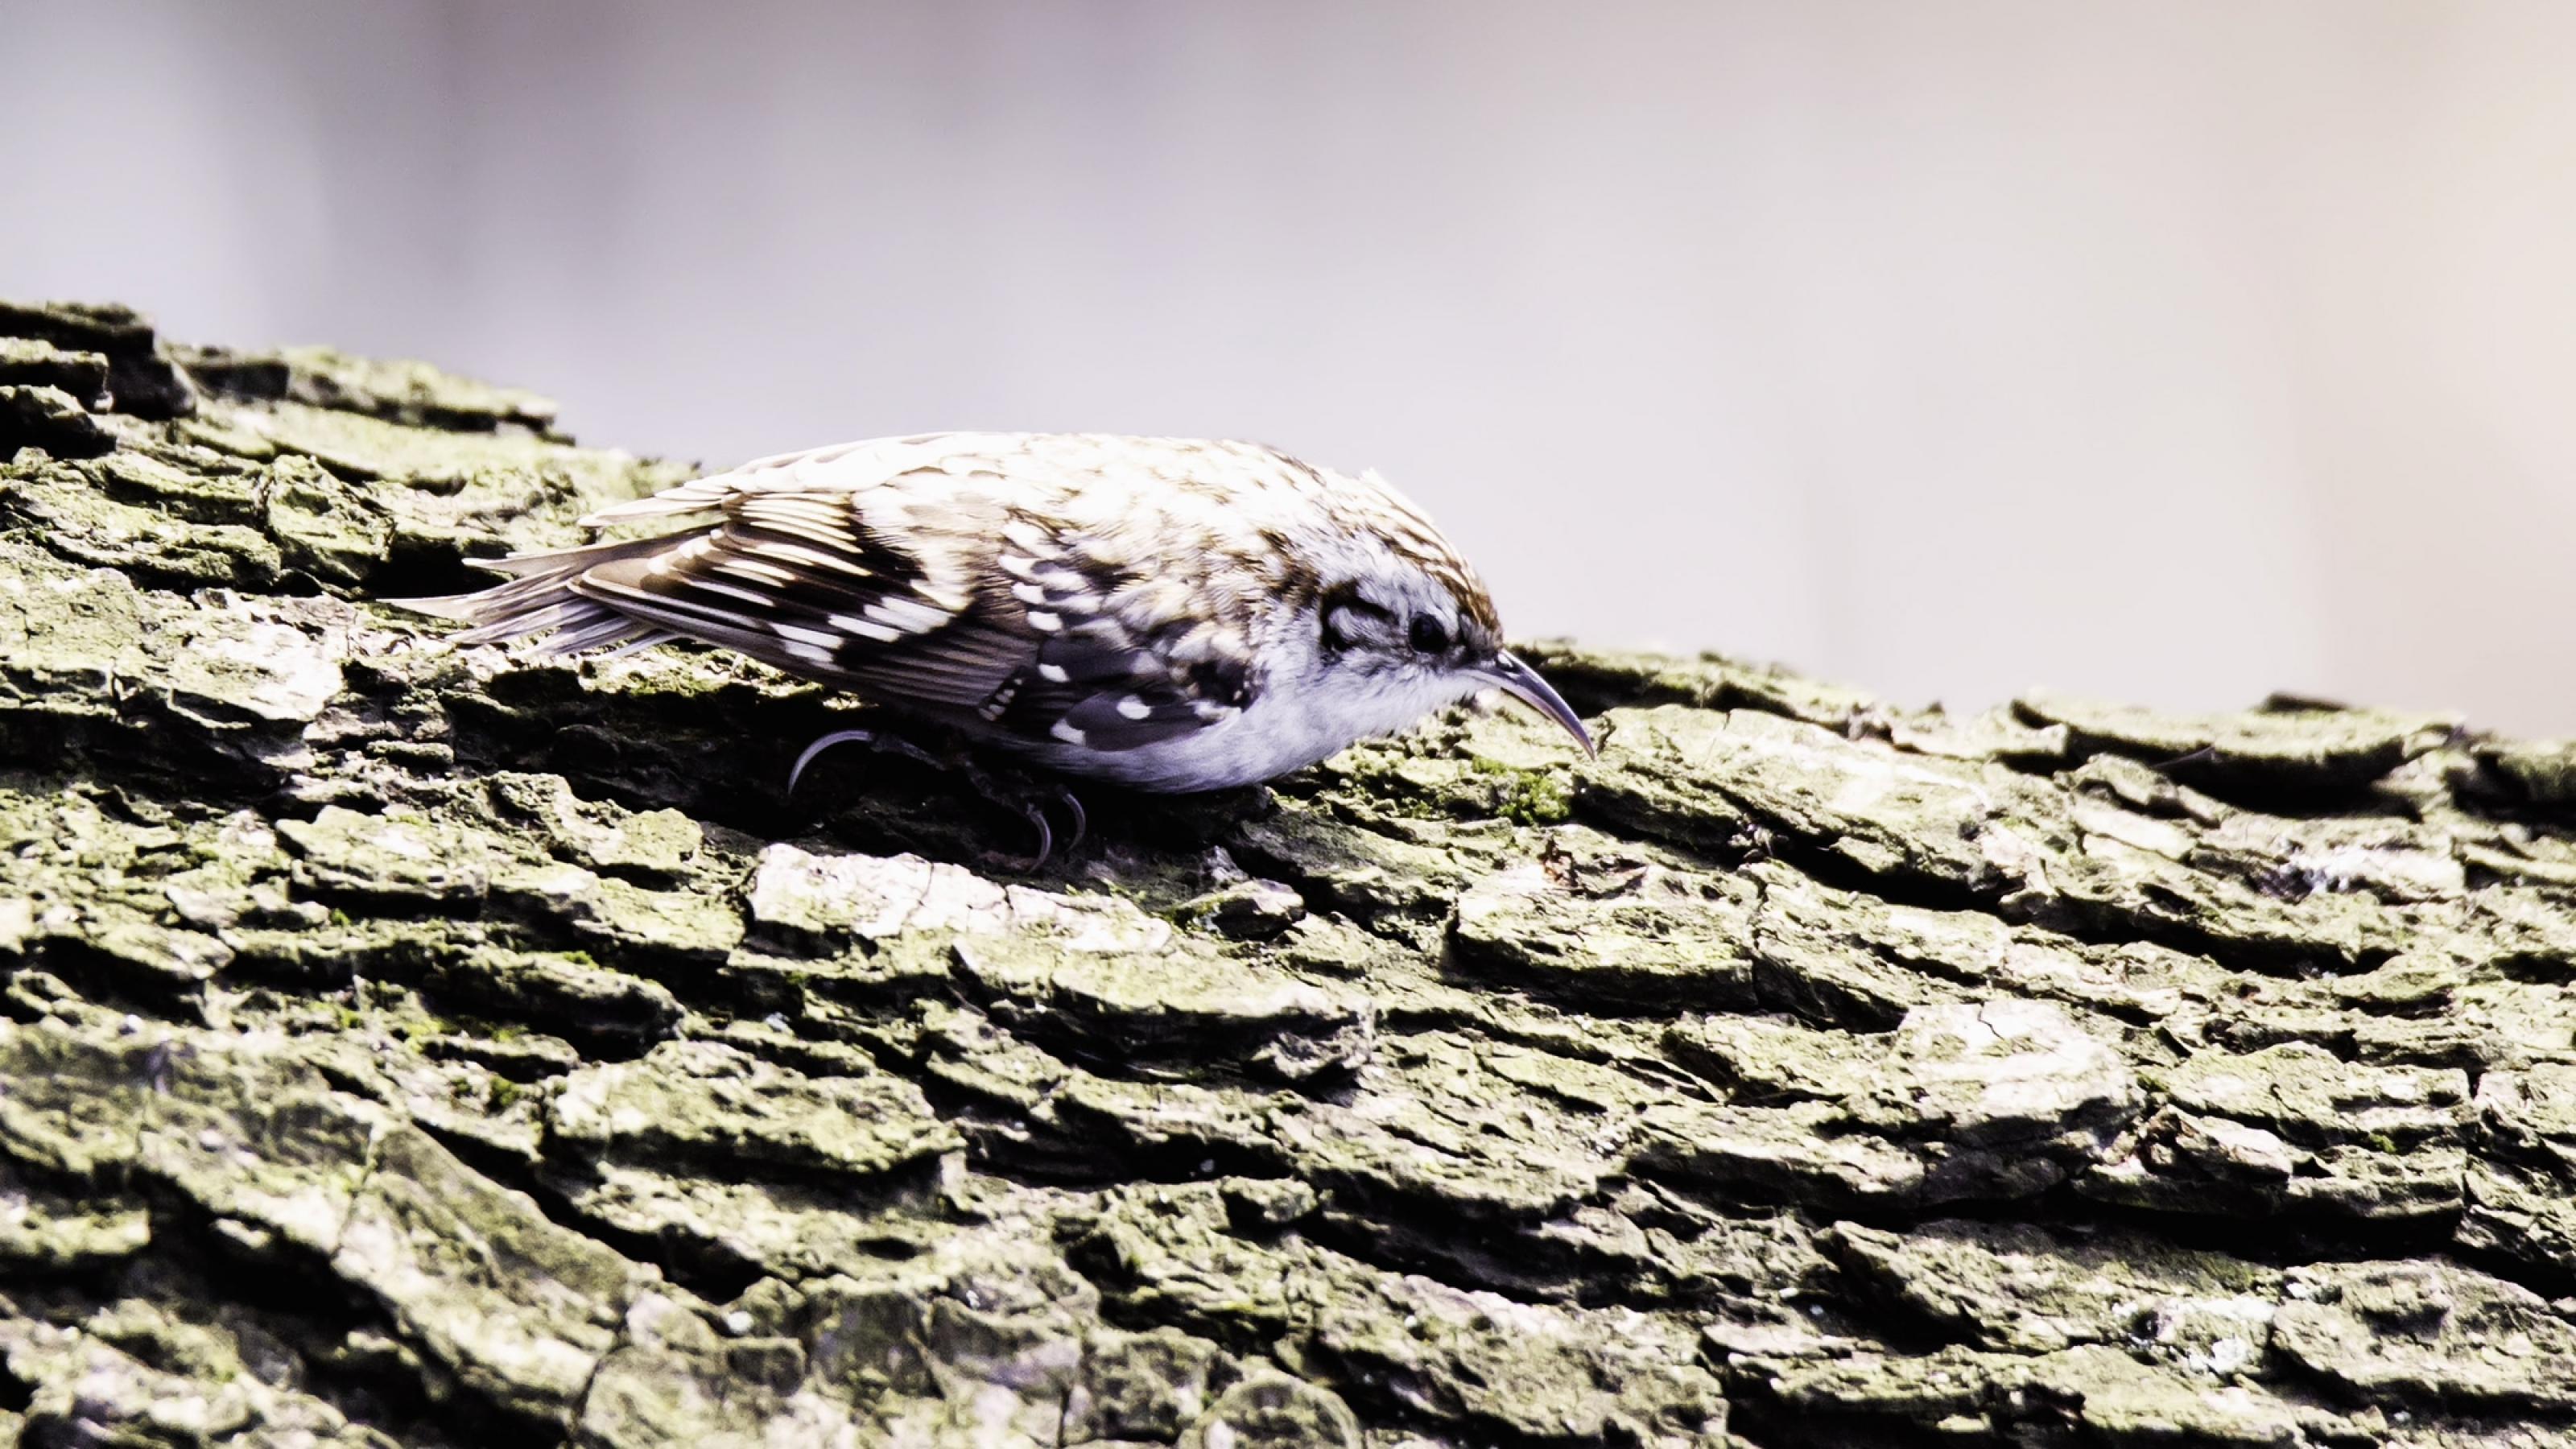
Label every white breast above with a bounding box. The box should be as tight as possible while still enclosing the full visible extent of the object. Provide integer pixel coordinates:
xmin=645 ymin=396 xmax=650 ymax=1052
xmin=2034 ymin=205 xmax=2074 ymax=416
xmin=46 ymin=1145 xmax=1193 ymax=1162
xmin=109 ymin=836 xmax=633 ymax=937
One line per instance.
xmin=1016 ymin=632 xmax=1478 ymax=792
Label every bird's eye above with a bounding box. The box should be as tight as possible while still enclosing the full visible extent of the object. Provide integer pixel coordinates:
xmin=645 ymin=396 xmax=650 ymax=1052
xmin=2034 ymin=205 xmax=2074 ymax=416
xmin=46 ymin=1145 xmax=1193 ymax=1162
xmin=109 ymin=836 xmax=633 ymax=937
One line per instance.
xmin=1408 ymin=615 xmax=1451 ymax=654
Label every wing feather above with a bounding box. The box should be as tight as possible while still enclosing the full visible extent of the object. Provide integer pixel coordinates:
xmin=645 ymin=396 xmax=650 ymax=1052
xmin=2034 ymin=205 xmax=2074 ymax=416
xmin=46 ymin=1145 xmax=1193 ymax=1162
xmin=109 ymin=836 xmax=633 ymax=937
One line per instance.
xmin=425 ymin=434 xmax=1274 ymax=755
xmin=573 ymin=496 xmax=1030 ymax=712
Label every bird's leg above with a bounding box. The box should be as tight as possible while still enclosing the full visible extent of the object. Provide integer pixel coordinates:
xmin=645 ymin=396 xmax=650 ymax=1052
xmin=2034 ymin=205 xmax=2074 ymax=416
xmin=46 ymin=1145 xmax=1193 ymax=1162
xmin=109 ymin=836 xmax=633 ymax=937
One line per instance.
xmin=787 ymin=724 xmax=1086 ymax=872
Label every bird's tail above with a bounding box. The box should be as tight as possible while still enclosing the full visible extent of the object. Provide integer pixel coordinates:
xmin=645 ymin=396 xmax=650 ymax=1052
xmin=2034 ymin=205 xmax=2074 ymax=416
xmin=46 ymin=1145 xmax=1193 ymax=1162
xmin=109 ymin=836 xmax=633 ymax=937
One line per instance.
xmin=389 ymin=535 xmax=682 ymax=658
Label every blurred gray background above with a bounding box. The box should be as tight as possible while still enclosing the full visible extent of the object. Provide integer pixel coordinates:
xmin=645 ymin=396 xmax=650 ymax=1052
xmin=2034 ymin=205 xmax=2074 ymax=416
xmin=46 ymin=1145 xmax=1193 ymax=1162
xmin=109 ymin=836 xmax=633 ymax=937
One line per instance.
xmin=10 ymin=2 xmax=2576 ymax=731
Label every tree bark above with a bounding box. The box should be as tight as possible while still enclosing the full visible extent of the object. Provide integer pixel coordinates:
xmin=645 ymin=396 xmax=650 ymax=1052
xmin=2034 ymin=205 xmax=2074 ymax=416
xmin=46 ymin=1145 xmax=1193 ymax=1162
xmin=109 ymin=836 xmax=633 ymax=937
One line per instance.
xmin=6 ymin=300 xmax=2576 ymax=1447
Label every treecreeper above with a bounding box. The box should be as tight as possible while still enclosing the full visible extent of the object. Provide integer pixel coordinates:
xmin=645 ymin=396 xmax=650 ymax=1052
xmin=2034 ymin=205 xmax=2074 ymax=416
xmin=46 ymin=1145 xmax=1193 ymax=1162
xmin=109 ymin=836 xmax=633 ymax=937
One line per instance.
xmin=10 ymin=299 xmax=2576 ymax=1449
xmin=404 ymin=431 xmax=1592 ymax=777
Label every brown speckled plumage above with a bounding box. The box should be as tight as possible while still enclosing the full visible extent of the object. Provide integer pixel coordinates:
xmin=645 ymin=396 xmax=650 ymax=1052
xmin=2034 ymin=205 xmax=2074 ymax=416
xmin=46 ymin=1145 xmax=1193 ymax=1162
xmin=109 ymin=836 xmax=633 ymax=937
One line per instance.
xmin=402 ymin=432 xmax=1587 ymax=791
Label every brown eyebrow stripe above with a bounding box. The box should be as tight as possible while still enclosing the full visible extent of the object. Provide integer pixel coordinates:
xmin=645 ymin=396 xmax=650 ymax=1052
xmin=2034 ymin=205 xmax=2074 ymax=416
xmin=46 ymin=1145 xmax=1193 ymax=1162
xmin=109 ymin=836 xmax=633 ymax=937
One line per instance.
xmin=1319 ymin=582 xmax=1395 ymax=622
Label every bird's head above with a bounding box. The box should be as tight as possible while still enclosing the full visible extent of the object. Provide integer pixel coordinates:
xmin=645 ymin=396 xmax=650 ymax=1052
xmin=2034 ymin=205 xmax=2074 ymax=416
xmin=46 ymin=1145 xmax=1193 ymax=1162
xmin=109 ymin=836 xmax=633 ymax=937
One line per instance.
xmin=1308 ymin=487 xmax=1596 ymax=758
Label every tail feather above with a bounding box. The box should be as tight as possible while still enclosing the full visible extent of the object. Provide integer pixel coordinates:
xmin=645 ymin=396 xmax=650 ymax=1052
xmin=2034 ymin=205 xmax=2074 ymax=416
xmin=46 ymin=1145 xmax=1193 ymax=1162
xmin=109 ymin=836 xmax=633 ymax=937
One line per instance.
xmin=387 ymin=534 xmax=683 ymax=658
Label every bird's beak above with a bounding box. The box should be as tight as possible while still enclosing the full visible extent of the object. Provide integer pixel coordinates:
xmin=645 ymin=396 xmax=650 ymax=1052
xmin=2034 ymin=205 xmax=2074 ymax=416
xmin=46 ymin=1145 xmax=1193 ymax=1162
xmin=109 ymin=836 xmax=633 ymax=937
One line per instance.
xmin=1475 ymin=651 xmax=1596 ymax=758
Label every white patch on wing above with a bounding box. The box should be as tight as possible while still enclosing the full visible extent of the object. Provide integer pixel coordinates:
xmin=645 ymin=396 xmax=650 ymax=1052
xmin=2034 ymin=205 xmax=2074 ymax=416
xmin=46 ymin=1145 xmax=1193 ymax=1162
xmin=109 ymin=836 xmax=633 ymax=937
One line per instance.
xmin=1026 ymin=611 xmax=1062 ymax=634
xmin=687 ymin=579 xmax=776 ymax=609
xmin=1038 ymin=663 xmax=1069 ymax=683
xmin=646 ymin=536 xmax=716 ymax=576
xmin=828 ymin=613 xmax=904 ymax=642
xmin=753 ymin=541 xmax=869 ymax=576
xmin=865 ymin=596 xmax=952 ymax=634
xmin=1117 ymin=696 xmax=1151 ymax=720
xmin=720 ymin=559 xmax=796 ymax=585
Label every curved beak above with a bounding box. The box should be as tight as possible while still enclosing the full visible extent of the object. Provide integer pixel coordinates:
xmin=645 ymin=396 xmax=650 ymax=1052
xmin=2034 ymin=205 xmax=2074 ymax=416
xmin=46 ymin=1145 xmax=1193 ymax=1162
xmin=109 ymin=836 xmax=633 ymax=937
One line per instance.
xmin=1475 ymin=650 xmax=1596 ymax=758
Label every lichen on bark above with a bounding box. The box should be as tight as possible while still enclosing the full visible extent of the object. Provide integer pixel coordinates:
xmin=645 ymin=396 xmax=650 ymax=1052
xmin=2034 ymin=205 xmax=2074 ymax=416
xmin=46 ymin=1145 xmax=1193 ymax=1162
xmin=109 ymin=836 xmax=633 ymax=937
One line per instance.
xmin=7 ymin=299 xmax=2576 ymax=1447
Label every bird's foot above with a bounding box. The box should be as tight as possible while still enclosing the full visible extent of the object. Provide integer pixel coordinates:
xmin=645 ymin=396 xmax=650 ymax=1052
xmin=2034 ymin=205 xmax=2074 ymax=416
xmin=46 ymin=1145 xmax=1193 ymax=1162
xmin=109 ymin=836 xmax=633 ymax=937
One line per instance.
xmin=953 ymin=758 xmax=1088 ymax=873
xmin=788 ymin=726 xmax=1085 ymax=873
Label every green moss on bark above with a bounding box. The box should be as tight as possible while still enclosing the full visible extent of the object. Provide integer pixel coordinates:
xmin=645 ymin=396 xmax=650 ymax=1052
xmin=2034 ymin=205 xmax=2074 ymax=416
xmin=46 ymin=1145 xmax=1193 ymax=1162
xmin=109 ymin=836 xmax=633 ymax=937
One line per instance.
xmin=5 ymin=302 xmax=2576 ymax=1447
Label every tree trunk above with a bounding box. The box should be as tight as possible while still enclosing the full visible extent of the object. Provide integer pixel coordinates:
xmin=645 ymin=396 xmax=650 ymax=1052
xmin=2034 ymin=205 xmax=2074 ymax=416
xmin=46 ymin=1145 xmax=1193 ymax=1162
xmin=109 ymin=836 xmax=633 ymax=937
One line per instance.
xmin=6 ymin=300 xmax=2576 ymax=1448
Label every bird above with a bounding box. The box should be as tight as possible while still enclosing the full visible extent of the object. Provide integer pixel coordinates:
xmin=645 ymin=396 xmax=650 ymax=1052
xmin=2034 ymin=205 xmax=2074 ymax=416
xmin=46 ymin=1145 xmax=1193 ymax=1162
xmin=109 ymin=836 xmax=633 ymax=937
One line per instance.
xmin=398 ymin=432 xmax=1595 ymax=807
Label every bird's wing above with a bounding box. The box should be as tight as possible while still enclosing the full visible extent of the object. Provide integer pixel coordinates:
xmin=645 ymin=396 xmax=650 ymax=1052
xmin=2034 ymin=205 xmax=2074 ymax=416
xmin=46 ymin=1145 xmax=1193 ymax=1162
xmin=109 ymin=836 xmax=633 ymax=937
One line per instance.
xmin=980 ymin=510 xmax=1261 ymax=750
xmin=568 ymin=448 xmax=1261 ymax=752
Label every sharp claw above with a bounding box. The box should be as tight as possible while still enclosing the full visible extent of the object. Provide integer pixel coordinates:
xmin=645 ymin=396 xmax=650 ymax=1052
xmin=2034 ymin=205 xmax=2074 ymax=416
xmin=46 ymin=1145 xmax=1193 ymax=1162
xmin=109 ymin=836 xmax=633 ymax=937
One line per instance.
xmin=794 ymin=724 xmax=1074 ymax=873
xmin=987 ymin=803 xmax=1052 ymax=874
xmin=1026 ymin=806 xmax=1053 ymax=871
xmin=791 ymin=725 xmax=944 ymax=793
xmin=789 ymin=729 xmax=877 ymax=793
xmin=1056 ymin=789 xmax=1088 ymax=855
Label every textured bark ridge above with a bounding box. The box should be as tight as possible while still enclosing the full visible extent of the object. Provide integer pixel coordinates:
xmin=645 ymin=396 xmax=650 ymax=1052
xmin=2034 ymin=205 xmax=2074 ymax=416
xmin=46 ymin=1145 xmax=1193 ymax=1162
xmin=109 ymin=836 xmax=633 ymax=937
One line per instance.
xmin=6 ymin=302 xmax=2576 ymax=1448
